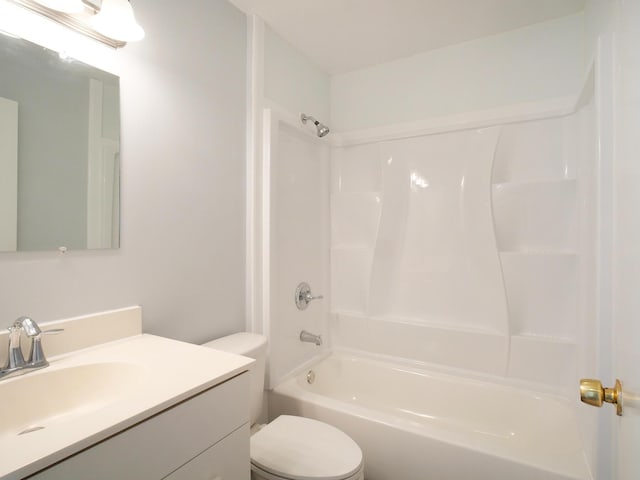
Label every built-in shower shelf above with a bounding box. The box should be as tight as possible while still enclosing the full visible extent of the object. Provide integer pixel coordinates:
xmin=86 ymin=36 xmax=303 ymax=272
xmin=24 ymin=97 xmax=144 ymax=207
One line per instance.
xmin=330 ymin=191 xmax=382 ymax=197
xmin=511 ymin=333 xmax=576 ymax=344
xmin=501 ymin=251 xmax=577 ymax=340
xmin=331 ymin=244 xmax=375 ymax=251
xmin=491 ymin=115 xmax=578 ymax=185
xmin=499 ymin=251 xmax=577 ymax=256
xmin=492 ymin=178 xmax=577 ymax=252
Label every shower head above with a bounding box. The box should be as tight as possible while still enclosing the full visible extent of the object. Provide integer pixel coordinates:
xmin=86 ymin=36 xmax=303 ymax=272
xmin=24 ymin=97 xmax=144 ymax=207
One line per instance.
xmin=301 ymin=113 xmax=330 ymax=138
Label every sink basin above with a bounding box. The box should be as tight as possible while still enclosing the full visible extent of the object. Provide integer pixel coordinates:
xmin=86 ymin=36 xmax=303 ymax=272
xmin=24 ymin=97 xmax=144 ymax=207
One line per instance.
xmin=0 ymin=362 xmax=146 ymax=438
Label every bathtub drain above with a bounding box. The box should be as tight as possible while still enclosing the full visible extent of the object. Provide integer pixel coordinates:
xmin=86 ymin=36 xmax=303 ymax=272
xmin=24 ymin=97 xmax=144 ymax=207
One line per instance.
xmin=307 ymin=370 xmax=316 ymax=384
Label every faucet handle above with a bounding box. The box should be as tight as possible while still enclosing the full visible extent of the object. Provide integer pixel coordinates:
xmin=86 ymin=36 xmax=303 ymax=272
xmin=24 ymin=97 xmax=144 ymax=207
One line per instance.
xmin=18 ymin=317 xmax=41 ymax=337
xmin=42 ymin=329 xmax=64 ymax=335
xmin=295 ymin=282 xmax=324 ymax=310
xmin=28 ymin=328 xmax=64 ymax=367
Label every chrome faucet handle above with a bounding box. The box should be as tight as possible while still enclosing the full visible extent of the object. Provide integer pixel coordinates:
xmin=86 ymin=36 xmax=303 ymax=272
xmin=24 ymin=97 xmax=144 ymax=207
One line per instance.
xmin=28 ymin=328 xmax=64 ymax=367
xmin=295 ymin=282 xmax=324 ymax=310
xmin=304 ymin=291 xmax=324 ymax=303
xmin=15 ymin=316 xmax=42 ymax=337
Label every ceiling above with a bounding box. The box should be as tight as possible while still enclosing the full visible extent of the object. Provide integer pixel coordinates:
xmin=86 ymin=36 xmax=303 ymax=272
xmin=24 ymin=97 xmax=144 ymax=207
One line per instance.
xmin=228 ymin=0 xmax=586 ymax=74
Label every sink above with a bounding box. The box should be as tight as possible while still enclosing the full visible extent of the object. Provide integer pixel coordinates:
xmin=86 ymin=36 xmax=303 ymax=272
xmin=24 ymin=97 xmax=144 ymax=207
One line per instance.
xmin=0 ymin=332 xmax=253 ymax=480
xmin=0 ymin=362 xmax=146 ymax=438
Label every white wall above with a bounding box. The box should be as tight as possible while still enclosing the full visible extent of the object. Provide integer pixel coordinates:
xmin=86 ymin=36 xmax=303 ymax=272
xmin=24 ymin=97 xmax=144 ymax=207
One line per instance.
xmin=0 ymin=0 xmax=248 ymax=343
xmin=264 ymin=25 xmax=330 ymax=123
xmin=331 ymin=13 xmax=585 ymax=132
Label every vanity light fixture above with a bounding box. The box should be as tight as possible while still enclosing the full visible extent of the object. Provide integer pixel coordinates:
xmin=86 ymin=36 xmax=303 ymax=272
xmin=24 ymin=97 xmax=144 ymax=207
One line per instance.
xmin=90 ymin=0 xmax=144 ymax=42
xmin=32 ymin=0 xmax=84 ymax=13
xmin=6 ymin=0 xmax=144 ymax=47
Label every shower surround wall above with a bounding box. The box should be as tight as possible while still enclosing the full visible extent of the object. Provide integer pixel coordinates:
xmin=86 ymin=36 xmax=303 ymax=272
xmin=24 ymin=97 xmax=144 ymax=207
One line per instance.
xmin=262 ymin=112 xmax=331 ymax=387
xmin=330 ymin=96 xmax=595 ymax=391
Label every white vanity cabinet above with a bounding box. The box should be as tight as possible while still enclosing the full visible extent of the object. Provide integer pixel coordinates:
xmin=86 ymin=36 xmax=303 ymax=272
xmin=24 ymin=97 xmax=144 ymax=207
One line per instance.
xmin=27 ymin=373 xmax=250 ymax=480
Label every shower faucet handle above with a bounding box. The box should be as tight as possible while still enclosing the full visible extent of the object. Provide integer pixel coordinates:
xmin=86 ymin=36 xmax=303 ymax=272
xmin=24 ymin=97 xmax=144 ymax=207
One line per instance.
xmin=295 ymin=282 xmax=323 ymax=310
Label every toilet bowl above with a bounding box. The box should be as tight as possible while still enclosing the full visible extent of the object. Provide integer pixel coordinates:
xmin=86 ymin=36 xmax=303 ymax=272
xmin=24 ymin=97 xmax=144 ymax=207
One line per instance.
xmin=203 ymin=333 xmax=364 ymax=480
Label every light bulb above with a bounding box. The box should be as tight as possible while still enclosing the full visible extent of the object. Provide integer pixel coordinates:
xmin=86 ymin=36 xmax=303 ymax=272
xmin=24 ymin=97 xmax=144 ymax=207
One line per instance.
xmin=90 ymin=0 xmax=144 ymax=42
xmin=33 ymin=0 xmax=85 ymax=13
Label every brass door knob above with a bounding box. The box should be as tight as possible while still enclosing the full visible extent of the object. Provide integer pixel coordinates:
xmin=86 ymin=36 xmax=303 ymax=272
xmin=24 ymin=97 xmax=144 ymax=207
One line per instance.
xmin=580 ymin=378 xmax=623 ymax=416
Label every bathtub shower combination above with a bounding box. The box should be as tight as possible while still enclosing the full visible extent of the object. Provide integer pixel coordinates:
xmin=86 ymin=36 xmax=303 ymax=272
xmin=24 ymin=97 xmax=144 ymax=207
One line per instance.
xmin=261 ymin=71 xmax=596 ymax=480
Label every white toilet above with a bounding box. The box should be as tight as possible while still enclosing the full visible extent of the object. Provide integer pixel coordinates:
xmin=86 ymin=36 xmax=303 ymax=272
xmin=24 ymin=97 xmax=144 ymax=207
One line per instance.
xmin=203 ymin=333 xmax=364 ymax=480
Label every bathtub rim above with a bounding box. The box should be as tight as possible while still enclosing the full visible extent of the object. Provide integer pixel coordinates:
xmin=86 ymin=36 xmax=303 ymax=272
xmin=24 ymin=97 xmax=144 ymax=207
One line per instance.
xmin=273 ymin=345 xmax=576 ymax=401
xmin=269 ymin=349 xmax=593 ymax=480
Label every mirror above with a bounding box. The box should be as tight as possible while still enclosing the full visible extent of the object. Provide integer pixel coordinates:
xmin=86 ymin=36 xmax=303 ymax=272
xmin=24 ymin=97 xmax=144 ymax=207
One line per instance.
xmin=0 ymin=33 xmax=120 ymax=252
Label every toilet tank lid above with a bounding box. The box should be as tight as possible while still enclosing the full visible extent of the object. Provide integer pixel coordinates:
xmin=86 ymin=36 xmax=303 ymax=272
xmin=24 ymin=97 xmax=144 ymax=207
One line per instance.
xmin=202 ymin=332 xmax=267 ymax=357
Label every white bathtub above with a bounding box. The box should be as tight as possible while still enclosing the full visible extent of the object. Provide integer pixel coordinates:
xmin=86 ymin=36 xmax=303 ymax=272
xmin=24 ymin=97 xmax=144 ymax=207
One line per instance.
xmin=268 ymin=354 xmax=592 ymax=480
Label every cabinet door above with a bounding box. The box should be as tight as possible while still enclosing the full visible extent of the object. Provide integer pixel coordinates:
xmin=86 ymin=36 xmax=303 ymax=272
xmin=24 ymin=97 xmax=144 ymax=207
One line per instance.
xmin=164 ymin=424 xmax=250 ymax=480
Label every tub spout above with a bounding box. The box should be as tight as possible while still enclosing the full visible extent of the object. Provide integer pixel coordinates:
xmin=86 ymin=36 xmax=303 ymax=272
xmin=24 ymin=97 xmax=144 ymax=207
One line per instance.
xmin=300 ymin=330 xmax=322 ymax=346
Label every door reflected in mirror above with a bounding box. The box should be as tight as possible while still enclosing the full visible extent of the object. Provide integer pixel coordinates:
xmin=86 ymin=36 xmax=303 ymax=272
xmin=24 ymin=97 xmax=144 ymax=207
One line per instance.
xmin=0 ymin=33 xmax=120 ymax=252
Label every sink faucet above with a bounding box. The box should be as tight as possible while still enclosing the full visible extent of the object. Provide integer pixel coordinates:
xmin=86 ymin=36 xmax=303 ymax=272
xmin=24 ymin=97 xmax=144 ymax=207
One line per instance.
xmin=0 ymin=317 xmax=60 ymax=380
xmin=300 ymin=330 xmax=322 ymax=346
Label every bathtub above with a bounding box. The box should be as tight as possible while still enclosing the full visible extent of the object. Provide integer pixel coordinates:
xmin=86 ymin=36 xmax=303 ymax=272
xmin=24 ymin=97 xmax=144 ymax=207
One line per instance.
xmin=268 ymin=353 xmax=592 ymax=480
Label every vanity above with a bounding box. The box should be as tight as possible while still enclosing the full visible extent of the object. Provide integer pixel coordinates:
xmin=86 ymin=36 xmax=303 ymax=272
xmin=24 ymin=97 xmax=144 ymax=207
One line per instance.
xmin=0 ymin=307 xmax=253 ymax=480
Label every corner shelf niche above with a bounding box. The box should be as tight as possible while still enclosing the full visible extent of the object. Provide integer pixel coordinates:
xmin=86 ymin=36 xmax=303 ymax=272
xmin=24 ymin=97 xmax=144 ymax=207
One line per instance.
xmin=492 ymin=115 xmax=580 ymax=342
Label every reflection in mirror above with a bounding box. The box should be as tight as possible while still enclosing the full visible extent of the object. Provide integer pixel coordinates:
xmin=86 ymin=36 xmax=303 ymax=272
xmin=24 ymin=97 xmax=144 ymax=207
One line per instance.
xmin=0 ymin=33 xmax=120 ymax=252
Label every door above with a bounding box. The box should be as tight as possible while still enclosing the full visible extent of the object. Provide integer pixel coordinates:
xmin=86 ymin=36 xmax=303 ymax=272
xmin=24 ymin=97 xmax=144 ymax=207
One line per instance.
xmin=581 ymin=2 xmax=640 ymax=478
xmin=612 ymin=0 xmax=640 ymax=478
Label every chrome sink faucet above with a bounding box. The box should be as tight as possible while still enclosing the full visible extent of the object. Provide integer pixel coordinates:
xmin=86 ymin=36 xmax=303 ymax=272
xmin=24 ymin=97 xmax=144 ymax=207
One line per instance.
xmin=0 ymin=317 xmax=61 ymax=380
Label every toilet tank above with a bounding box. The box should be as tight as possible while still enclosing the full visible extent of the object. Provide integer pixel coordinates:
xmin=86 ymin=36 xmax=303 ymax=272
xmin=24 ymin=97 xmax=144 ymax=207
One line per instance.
xmin=202 ymin=332 xmax=267 ymax=425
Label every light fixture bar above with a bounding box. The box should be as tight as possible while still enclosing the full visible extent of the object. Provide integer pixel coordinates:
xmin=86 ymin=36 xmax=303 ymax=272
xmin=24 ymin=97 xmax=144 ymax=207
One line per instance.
xmin=8 ymin=0 xmax=126 ymax=48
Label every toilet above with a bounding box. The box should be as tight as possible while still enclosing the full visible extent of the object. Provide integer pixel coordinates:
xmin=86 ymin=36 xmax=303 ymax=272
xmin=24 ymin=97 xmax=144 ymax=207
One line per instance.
xmin=203 ymin=333 xmax=364 ymax=480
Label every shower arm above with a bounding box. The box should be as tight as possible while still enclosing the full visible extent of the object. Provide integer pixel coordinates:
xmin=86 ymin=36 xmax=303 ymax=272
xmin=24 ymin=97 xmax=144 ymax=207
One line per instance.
xmin=300 ymin=113 xmax=318 ymax=125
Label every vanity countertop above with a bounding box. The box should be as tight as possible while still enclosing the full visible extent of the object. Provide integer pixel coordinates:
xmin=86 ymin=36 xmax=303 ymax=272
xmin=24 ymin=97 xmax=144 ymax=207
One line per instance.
xmin=0 ymin=333 xmax=253 ymax=480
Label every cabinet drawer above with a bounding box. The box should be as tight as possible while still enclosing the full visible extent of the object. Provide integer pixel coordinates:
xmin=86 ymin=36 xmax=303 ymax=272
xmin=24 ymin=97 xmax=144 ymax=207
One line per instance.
xmin=29 ymin=373 xmax=249 ymax=480
xmin=163 ymin=423 xmax=249 ymax=480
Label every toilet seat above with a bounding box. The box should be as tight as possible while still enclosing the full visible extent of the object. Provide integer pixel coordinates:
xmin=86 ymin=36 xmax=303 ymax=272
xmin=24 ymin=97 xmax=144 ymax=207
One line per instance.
xmin=250 ymin=415 xmax=364 ymax=480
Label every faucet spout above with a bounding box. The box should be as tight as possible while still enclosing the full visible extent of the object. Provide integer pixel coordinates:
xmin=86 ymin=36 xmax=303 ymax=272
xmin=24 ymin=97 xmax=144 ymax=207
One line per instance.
xmin=300 ymin=330 xmax=322 ymax=346
xmin=1 ymin=317 xmax=60 ymax=381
